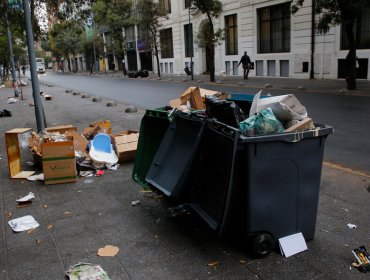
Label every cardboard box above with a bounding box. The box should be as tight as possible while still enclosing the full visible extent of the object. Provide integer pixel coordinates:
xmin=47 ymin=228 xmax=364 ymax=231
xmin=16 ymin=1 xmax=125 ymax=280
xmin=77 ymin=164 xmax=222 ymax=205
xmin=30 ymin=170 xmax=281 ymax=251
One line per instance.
xmin=5 ymin=128 xmax=36 ymax=179
xmin=111 ymin=130 xmax=139 ymax=163
xmin=42 ymin=140 xmax=77 ymax=185
xmin=5 ymin=80 xmax=13 ymax=88
xmin=45 ymin=124 xmax=77 ymax=134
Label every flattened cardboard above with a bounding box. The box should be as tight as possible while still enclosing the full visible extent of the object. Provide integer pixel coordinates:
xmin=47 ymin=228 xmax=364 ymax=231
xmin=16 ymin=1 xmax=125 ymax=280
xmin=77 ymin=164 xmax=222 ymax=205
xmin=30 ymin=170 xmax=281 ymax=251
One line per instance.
xmin=284 ymin=118 xmax=315 ymax=133
xmin=42 ymin=141 xmax=77 ymax=185
xmin=5 ymin=128 xmax=36 ymax=179
xmin=45 ymin=125 xmax=77 ymax=134
xmin=111 ymin=131 xmax=139 ymax=163
xmin=65 ymin=131 xmax=88 ymax=156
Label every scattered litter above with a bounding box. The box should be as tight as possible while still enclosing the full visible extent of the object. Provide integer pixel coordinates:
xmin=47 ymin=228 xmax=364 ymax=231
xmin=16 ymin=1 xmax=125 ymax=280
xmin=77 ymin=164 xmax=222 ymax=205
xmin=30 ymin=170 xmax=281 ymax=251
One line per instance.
xmin=106 ymin=163 xmax=120 ymax=171
xmin=27 ymin=173 xmax=44 ymax=181
xmin=140 ymin=190 xmax=153 ymax=193
xmin=66 ymin=263 xmax=110 ymax=280
xmin=96 ymin=170 xmax=105 ymax=177
xmin=25 ymin=161 xmax=35 ymax=167
xmin=64 ymin=211 xmax=73 ymax=216
xmin=347 ymin=223 xmax=357 ymax=229
xmin=47 ymin=224 xmax=53 ymax=230
xmin=6 ymin=211 xmax=12 ymax=219
xmin=279 ymin=232 xmax=307 ymax=258
xmin=352 ymin=246 xmax=370 ymax=273
xmin=131 ymin=200 xmax=141 ymax=206
xmin=7 ymin=98 xmax=18 ymax=104
xmin=8 ymin=215 xmax=40 ymax=232
xmin=89 ymin=133 xmax=118 ymax=165
xmin=43 ymin=204 xmax=48 ymax=208
xmin=238 ymin=260 xmax=247 ymax=264
xmin=27 ymin=227 xmax=37 ymax=235
xmin=168 ymin=204 xmax=192 ymax=217
xmin=0 ymin=109 xmax=12 ymax=117
xmin=36 ymin=239 xmax=42 ymax=244
xmin=79 ymin=171 xmax=94 ymax=177
xmin=97 ymin=245 xmax=119 ymax=257
xmin=16 ymin=192 xmax=35 ymax=202
xmin=341 ymin=208 xmax=349 ymax=213
xmin=207 ymin=261 xmax=220 ymax=268
xmin=84 ymin=179 xmax=94 ymax=184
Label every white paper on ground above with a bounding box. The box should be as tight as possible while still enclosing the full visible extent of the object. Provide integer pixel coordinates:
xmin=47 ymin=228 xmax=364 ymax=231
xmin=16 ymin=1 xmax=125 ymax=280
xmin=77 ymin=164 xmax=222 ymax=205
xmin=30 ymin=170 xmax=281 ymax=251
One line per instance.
xmin=66 ymin=263 xmax=110 ymax=280
xmin=16 ymin=192 xmax=35 ymax=202
xmin=278 ymin=232 xmax=307 ymax=258
xmin=8 ymin=215 xmax=40 ymax=232
xmin=27 ymin=173 xmax=44 ymax=181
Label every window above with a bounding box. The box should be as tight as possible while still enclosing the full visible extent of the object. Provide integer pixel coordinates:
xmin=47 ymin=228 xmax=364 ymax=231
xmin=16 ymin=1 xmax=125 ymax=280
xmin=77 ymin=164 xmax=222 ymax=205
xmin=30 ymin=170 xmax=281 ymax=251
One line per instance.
xmin=184 ymin=23 xmax=193 ymax=57
xmin=341 ymin=8 xmax=370 ymax=50
xmin=225 ymin=14 xmax=238 ymax=55
xmin=160 ymin=28 xmax=174 ymax=58
xmin=160 ymin=0 xmax=171 ymax=14
xmin=257 ymin=2 xmax=291 ymax=53
xmin=185 ymin=0 xmax=191 ymax=9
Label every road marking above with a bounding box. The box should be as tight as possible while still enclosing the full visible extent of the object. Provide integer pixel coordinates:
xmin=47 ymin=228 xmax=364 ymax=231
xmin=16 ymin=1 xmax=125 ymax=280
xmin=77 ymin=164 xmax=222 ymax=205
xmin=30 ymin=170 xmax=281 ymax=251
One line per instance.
xmin=324 ymin=161 xmax=370 ymax=178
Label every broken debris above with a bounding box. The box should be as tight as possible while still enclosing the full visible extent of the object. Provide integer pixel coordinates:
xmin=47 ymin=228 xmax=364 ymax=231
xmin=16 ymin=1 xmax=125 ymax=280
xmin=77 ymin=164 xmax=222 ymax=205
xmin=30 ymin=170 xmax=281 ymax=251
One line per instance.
xmin=131 ymin=200 xmax=141 ymax=206
xmin=66 ymin=263 xmax=110 ymax=280
xmin=347 ymin=223 xmax=357 ymax=229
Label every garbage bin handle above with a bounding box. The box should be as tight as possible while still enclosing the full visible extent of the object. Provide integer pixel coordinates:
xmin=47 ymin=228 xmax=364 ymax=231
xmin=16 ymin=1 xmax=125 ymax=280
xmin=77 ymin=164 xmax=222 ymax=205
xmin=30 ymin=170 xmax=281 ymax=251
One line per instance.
xmin=219 ymin=130 xmax=240 ymax=235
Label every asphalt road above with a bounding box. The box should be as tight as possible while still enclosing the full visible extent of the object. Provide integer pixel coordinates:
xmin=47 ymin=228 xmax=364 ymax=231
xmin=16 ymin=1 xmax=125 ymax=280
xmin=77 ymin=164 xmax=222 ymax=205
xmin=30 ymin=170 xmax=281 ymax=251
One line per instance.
xmin=39 ymin=71 xmax=370 ymax=174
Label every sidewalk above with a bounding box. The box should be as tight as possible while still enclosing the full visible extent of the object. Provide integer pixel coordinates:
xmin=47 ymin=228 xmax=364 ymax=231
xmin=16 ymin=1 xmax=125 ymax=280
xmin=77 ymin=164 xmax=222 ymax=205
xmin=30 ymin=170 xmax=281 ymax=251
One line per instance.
xmin=67 ymin=69 xmax=370 ymax=97
xmin=1 ymin=84 xmax=370 ymax=279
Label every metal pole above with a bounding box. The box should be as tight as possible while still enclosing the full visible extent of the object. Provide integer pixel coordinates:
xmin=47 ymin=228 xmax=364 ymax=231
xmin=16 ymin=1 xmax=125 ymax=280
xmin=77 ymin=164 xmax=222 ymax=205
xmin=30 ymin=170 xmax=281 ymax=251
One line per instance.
xmin=5 ymin=11 xmax=20 ymax=97
xmin=188 ymin=6 xmax=194 ymax=80
xmin=93 ymin=41 xmax=99 ymax=74
xmin=23 ymin=0 xmax=45 ymax=132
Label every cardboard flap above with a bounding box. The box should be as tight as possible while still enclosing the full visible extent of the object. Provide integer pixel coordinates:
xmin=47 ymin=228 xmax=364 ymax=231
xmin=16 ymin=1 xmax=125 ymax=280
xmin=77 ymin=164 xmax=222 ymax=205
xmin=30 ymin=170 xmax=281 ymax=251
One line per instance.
xmin=42 ymin=141 xmax=75 ymax=158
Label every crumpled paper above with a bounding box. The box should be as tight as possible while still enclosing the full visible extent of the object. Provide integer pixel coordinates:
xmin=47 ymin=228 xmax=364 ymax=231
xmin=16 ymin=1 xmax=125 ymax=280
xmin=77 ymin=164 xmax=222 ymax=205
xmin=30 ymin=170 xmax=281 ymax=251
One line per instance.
xmin=16 ymin=192 xmax=35 ymax=202
xmin=8 ymin=215 xmax=40 ymax=232
xmin=65 ymin=263 xmax=110 ymax=280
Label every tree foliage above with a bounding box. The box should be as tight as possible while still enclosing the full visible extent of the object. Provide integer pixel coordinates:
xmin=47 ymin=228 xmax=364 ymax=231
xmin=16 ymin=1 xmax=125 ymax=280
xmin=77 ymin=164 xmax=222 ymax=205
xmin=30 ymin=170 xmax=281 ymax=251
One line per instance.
xmin=136 ymin=0 xmax=168 ymax=77
xmin=292 ymin=0 xmax=370 ymax=90
xmin=192 ymin=0 xmax=223 ymax=82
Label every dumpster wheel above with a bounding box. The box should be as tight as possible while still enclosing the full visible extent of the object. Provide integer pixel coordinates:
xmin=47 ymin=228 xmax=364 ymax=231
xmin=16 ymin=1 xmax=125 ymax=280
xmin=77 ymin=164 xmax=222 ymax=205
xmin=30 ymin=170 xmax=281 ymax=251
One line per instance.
xmin=251 ymin=233 xmax=276 ymax=258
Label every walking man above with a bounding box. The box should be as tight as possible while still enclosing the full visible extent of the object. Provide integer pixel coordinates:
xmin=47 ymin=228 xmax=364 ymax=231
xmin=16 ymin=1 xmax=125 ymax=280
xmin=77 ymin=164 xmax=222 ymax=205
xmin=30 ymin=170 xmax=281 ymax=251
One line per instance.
xmin=238 ymin=51 xmax=251 ymax=79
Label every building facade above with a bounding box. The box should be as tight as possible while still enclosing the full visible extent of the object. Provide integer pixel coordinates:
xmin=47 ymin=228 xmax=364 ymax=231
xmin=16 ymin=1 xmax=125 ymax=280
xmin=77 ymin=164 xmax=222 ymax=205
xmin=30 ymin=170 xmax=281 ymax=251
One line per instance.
xmin=138 ymin=0 xmax=370 ymax=80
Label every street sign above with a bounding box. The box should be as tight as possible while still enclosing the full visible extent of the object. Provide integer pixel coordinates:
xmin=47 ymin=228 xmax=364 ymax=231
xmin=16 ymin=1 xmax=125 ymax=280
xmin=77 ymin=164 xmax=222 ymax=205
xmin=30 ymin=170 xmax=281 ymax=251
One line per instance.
xmin=8 ymin=0 xmax=23 ymax=9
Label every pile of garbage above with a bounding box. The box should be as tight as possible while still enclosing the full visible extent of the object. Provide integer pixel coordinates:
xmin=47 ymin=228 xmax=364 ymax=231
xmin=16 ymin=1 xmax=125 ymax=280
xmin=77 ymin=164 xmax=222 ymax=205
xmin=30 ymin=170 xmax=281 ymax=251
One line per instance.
xmin=5 ymin=120 xmax=139 ymax=185
xmin=170 ymin=87 xmax=313 ymax=135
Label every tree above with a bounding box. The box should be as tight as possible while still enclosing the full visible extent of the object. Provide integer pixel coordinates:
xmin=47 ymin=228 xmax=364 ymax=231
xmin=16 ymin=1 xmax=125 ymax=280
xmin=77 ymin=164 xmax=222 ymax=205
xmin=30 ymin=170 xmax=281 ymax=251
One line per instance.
xmin=192 ymin=0 xmax=223 ymax=82
xmin=292 ymin=0 xmax=369 ymax=90
xmin=92 ymin=0 xmax=133 ymax=68
xmin=137 ymin=0 xmax=168 ymax=78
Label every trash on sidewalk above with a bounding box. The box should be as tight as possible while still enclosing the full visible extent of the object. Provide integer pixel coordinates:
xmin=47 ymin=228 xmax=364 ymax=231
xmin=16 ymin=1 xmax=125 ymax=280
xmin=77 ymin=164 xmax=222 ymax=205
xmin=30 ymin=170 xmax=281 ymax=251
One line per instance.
xmin=16 ymin=192 xmax=35 ymax=202
xmin=131 ymin=200 xmax=141 ymax=206
xmin=83 ymin=120 xmax=112 ymax=140
xmin=5 ymin=128 xmax=36 ymax=179
xmin=79 ymin=171 xmax=94 ymax=177
xmin=89 ymin=133 xmax=118 ymax=166
xmin=66 ymin=263 xmax=111 ymax=280
xmin=7 ymin=98 xmax=18 ymax=104
xmin=95 ymin=170 xmax=105 ymax=176
xmin=347 ymin=223 xmax=357 ymax=229
xmin=278 ymin=232 xmax=307 ymax=258
xmin=0 ymin=109 xmax=12 ymax=117
xmin=44 ymin=94 xmax=53 ymax=101
xmin=97 ymin=245 xmax=119 ymax=257
xmin=110 ymin=130 xmax=139 ymax=163
xmin=106 ymin=163 xmax=120 ymax=171
xmin=27 ymin=173 xmax=44 ymax=181
xmin=168 ymin=204 xmax=192 ymax=217
xmin=8 ymin=215 xmax=40 ymax=232
xmin=352 ymin=246 xmax=370 ymax=273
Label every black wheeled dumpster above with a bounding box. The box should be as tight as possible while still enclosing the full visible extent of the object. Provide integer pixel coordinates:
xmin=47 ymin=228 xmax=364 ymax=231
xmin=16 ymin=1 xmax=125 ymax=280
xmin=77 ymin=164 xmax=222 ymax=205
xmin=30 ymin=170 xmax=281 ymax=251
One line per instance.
xmin=143 ymin=111 xmax=333 ymax=258
xmin=132 ymin=108 xmax=173 ymax=188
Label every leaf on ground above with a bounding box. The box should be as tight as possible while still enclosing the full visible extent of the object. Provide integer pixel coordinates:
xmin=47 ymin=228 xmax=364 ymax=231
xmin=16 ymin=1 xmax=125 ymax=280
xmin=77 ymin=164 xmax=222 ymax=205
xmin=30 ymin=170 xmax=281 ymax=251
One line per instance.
xmin=47 ymin=224 xmax=53 ymax=230
xmin=27 ymin=228 xmax=37 ymax=235
xmin=207 ymin=261 xmax=220 ymax=268
xmin=64 ymin=211 xmax=73 ymax=216
xmin=43 ymin=204 xmax=48 ymax=208
xmin=6 ymin=212 xmax=12 ymax=219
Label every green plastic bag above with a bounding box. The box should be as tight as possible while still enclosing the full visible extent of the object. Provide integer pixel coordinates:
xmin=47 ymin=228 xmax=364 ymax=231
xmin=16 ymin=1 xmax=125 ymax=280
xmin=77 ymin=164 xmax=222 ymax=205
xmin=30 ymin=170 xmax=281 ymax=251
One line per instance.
xmin=240 ymin=108 xmax=284 ymax=136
